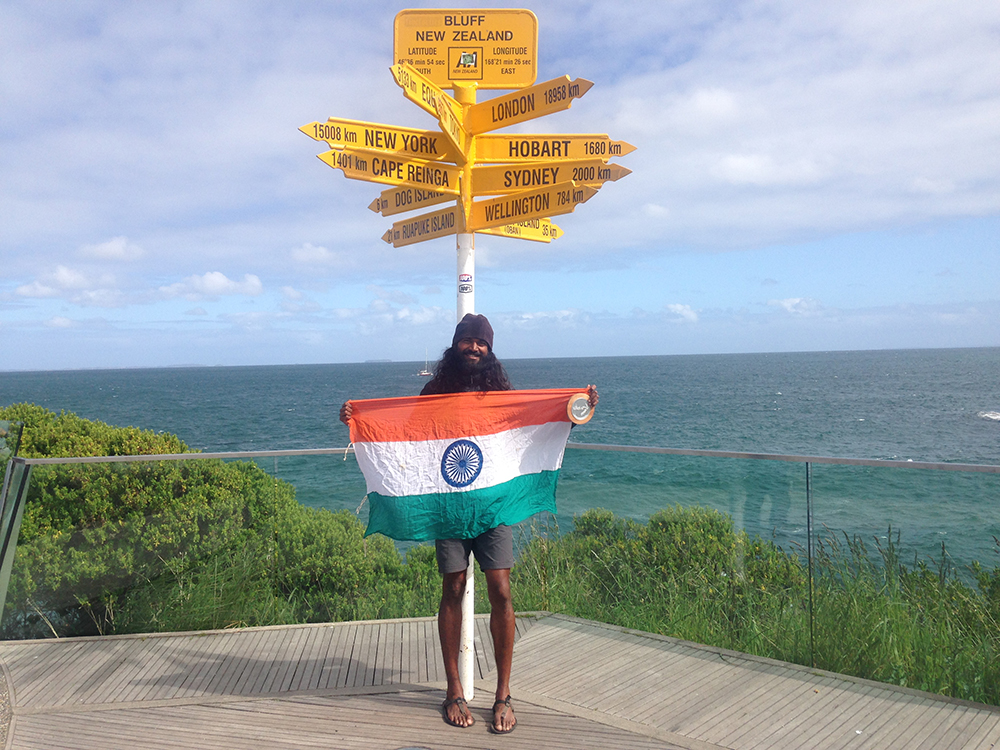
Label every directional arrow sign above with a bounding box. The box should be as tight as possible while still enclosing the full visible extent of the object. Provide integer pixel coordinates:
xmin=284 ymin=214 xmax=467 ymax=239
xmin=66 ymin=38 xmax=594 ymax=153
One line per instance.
xmin=390 ymin=63 xmax=466 ymax=156
xmin=475 ymin=133 xmax=637 ymax=163
xmin=464 ymin=76 xmax=593 ymax=135
xmin=317 ymin=148 xmax=462 ymax=195
xmin=472 ymin=159 xmax=631 ymax=196
xmin=369 ymin=185 xmax=454 ymax=217
xmin=478 ymin=218 xmax=564 ymax=243
xmin=300 ymin=118 xmax=462 ymax=163
xmin=381 ymin=205 xmax=465 ymax=248
xmin=467 ymin=181 xmax=598 ymax=232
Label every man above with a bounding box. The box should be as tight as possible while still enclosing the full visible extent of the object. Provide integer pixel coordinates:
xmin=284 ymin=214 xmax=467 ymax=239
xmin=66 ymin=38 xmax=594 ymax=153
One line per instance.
xmin=340 ymin=313 xmax=597 ymax=734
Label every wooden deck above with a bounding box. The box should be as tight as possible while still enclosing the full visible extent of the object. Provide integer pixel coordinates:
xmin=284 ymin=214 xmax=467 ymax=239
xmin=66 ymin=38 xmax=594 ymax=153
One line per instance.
xmin=1 ymin=612 xmax=998 ymax=749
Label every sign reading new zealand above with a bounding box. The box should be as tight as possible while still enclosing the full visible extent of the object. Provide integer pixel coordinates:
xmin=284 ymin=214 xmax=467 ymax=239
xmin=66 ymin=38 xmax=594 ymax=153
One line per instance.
xmin=394 ymin=9 xmax=538 ymax=89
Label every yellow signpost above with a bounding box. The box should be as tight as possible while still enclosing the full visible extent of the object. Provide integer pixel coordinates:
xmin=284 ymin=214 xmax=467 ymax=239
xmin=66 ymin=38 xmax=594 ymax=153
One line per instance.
xmin=464 ymin=75 xmax=593 ymax=134
xmin=300 ymin=118 xmax=462 ymax=163
xmin=390 ymin=64 xmax=467 ymax=155
xmin=478 ymin=218 xmax=564 ymax=243
xmin=317 ymin=148 xmax=462 ymax=195
xmin=369 ymin=186 xmax=453 ymax=217
xmin=475 ymin=133 xmax=637 ymax=162
xmin=467 ymin=181 xmax=598 ymax=232
xmin=393 ymin=8 xmax=538 ymax=89
xmin=381 ymin=205 xmax=465 ymax=248
xmin=472 ymin=159 xmax=632 ymax=196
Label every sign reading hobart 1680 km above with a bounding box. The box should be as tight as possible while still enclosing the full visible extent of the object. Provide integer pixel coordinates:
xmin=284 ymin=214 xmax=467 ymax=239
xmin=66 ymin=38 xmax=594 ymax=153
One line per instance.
xmin=394 ymin=8 xmax=538 ymax=89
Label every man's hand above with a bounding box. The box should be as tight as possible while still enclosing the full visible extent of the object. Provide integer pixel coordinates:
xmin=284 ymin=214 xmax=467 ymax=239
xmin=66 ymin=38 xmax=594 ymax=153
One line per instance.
xmin=587 ymin=385 xmax=599 ymax=408
xmin=339 ymin=401 xmax=353 ymax=425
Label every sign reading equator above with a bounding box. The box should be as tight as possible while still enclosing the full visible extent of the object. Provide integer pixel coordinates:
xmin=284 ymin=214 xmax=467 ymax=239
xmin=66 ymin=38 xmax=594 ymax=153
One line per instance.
xmin=393 ymin=9 xmax=538 ymax=89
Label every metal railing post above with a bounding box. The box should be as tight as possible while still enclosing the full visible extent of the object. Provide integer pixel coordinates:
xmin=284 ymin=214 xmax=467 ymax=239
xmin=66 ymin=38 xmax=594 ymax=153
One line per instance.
xmin=806 ymin=461 xmax=815 ymax=668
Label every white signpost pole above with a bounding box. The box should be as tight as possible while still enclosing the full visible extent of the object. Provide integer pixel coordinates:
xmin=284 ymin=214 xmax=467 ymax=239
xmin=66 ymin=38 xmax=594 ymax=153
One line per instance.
xmin=453 ymin=81 xmax=476 ymax=704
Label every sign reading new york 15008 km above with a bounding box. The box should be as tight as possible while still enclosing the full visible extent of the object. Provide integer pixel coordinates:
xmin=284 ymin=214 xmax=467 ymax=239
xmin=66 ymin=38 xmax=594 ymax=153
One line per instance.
xmin=394 ymin=8 xmax=537 ymax=89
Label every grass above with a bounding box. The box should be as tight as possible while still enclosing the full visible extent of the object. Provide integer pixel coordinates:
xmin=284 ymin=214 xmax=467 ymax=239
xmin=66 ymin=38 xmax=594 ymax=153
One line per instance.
xmin=510 ymin=508 xmax=1000 ymax=706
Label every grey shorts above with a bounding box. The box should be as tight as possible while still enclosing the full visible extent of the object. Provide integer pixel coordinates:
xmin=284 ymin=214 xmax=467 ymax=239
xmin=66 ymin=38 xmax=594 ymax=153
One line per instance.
xmin=435 ymin=525 xmax=514 ymax=574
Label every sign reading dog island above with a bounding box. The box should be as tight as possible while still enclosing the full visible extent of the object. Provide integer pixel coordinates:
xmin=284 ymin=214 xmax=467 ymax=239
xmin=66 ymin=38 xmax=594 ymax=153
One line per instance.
xmin=301 ymin=6 xmax=634 ymax=249
xmin=393 ymin=8 xmax=538 ymax=89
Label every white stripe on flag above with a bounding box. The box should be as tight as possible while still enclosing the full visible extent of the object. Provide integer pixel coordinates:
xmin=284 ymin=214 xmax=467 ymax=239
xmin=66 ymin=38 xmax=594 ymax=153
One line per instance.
xmin=353 ymin=421 xmax=571 ymax=497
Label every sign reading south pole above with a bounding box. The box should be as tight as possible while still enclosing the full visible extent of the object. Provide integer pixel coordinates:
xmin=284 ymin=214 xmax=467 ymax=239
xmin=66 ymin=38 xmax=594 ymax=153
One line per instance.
xmin=394 ymin=8 xmax=538 ymax=89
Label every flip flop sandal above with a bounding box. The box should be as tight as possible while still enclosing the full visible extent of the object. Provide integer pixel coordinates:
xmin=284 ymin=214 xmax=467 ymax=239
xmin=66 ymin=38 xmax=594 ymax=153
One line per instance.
xmin=441 ymin=696 xmax=473 ymax=728
xmin=489 ymin=694 xmax=516 ymax=734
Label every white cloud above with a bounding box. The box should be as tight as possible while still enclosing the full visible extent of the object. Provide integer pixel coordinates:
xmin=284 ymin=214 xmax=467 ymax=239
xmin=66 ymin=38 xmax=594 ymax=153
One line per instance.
xmin=159 ymin=272 xmax=263 ymax=301
xmin=769 ymin=298 xmax=824 ymax=316
xmin=79 ymin=236 xmax=144 ymax=261
xmin=666 ymin=303 xmax=699 ymax=323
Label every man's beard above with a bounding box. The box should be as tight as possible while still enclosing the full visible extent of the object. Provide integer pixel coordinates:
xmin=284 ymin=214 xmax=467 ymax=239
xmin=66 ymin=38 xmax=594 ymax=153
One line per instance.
xmin=460 ymin=351 xmax=488 ymax=374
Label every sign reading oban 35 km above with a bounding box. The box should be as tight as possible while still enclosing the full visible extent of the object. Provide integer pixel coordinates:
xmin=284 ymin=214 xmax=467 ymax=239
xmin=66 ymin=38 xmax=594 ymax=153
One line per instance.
xmin=394 ymin=8 xmax=538 ymax=89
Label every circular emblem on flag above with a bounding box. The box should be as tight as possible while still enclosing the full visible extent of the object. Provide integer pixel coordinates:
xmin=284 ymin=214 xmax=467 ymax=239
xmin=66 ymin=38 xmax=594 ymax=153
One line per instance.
xmin=441 ymin=439 xmax=483 ymax=488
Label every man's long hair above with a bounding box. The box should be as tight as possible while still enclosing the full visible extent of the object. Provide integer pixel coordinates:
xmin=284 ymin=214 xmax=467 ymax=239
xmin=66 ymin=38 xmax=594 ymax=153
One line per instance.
xmin=425 ymin=345 xmax=512 ymax=393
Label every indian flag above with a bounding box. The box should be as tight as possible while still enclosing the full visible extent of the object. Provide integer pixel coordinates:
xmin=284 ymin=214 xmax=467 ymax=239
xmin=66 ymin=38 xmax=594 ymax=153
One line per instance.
xmin=347 ymin=388 xmax=591 ymax=541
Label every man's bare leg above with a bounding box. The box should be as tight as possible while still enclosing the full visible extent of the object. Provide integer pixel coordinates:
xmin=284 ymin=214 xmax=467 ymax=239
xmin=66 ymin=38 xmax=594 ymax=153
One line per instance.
xmin=439 ymin=569 xmax=474 ymax=727
xmin=484 ymin=567 xmax=517 ymax=732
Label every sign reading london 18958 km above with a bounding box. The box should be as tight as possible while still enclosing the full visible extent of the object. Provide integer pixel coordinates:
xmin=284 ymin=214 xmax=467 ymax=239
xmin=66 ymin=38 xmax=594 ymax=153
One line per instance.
xmin=300 ymin=7 xmax=634 ymax=246
xmin=393 ymin=8 xmax=538 ymax=89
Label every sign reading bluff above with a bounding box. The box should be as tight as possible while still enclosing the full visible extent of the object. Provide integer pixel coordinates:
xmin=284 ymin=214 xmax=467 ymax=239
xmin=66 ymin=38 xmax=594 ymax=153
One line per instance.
xmin=393 ymin=8 xmax=538 ymax=89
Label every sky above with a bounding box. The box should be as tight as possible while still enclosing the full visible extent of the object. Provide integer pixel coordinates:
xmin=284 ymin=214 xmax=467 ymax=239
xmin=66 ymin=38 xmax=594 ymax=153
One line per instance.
xmin=2 ymin=0 xmax=999 ymax=370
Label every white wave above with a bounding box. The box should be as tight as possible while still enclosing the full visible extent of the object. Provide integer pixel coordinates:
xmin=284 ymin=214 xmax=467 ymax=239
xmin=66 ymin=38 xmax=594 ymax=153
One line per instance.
xmin=979 ymin=411 xmax=1000 ymax=421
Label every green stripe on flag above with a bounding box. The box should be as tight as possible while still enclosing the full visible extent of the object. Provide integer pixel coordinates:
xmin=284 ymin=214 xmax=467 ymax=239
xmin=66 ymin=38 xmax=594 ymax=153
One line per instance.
xmin=365 ymin=470 xmax=560 ymax=541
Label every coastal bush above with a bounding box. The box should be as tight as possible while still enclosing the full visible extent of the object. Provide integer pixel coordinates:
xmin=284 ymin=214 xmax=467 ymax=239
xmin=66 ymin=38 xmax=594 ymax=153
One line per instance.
xmin=0 ymin=404 xmax=441 ymax=637
xmin=0 ymin=404 xmax=296 ymax=638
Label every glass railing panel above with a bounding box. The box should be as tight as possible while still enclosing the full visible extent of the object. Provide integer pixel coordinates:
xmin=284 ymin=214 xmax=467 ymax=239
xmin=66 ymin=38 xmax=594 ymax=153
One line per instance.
xmin=0 ymin=457 xmax=290 ymax=640
xmin=809 ymin=462 xmax=1000 ymax=576
xmin=559 ymin=448 xmax=809 ymax=550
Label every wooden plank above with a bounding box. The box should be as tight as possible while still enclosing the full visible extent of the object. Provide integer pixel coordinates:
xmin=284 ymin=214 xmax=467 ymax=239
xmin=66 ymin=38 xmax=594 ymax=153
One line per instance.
xmin=318 ymin=621 xmax=352 ymax=690
xmin=201 ymin=628 xmax=264 ymax=696
xmin=709 ymin=670 xmax=832 ymax=746
xmin=938 ymin=710 xmax=997 ymax=750
xmin=665 ymin=664 xmax=801 ymax=734
xmin=790 ymin=683 xmax=884 ymax=750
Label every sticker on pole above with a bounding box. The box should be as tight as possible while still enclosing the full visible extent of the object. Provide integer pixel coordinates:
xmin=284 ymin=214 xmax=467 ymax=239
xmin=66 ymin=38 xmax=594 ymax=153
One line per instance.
xmin=567 ymin=393 xmax=593 ymax=424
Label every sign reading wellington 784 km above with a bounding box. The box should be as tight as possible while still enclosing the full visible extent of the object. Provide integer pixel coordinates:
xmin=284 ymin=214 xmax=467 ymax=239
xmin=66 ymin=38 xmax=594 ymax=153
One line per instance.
xmin=300 ymin=6 xmax=634 ymax=250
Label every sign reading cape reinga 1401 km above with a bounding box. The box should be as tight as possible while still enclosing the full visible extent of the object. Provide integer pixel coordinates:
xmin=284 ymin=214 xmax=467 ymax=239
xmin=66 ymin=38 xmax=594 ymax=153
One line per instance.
xmin=300 ymin=7 xmax=634 ymax=248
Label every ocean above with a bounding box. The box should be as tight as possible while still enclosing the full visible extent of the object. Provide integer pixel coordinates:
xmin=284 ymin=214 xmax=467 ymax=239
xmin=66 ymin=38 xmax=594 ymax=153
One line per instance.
xmin=2 ymin=348 xmax=999 ymax=571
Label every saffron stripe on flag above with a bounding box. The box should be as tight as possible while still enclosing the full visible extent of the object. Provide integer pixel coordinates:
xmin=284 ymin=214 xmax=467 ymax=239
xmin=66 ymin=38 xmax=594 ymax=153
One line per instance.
xmin=347 ymin=388 xmax=584 ymax=443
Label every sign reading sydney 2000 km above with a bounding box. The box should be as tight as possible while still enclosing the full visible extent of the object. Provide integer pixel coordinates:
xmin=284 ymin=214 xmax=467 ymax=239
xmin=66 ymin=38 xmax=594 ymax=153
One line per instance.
xmin=300 ymin=7 xmax=634 ymax=248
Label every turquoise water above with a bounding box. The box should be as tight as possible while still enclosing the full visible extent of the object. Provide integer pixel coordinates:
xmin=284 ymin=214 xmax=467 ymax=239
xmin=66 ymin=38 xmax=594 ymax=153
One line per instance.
xmin=2 ymin=348 xmax=999 ymax=569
